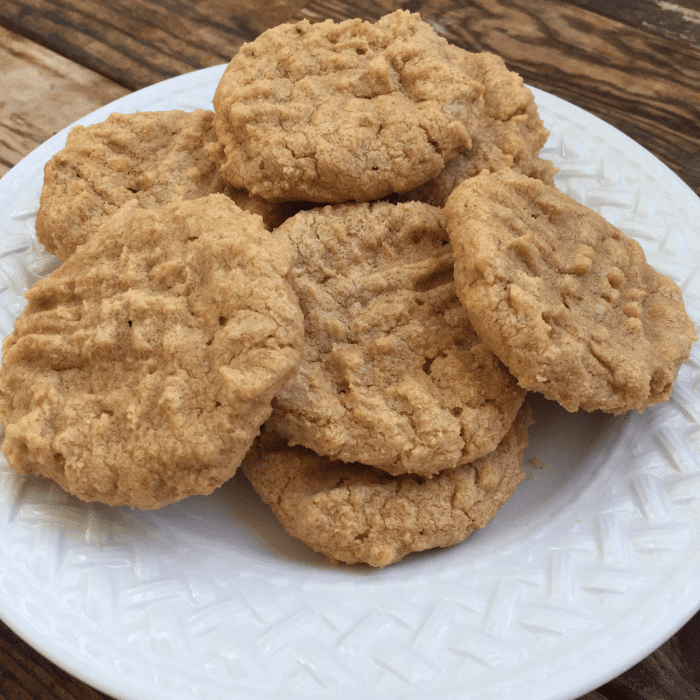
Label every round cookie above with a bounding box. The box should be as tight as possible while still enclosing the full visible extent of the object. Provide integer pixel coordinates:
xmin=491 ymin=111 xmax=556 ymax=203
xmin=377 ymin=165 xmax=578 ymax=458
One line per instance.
xmin=243 ymin=402 xmax=532 ymax=568
xmin=445 ymin=170 xmax=698 ymax=414
xmin=212 ymin=10 xmax=485 ymax=203
xmin=0 ymin=195 xmax=304 ymax=509
xmin=399 ymin=50 xmax=556 ymax=208
xmin=35 ymin=109 xmax=296 ymax=260
xmin=268 ymin=200 xmax=526 ymax=476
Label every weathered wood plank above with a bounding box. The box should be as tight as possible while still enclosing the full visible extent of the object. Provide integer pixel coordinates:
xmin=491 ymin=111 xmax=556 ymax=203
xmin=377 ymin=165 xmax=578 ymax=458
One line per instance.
xmin=0 ymin=0 xmax=311 ymax=90
xmin=565 ymin=0 xmax=700 ymax=46
xmin=0 ymin=619 xmax=113 ymax=700
xmin=0 ymin=24 xmax=130 ymax=178
xmin=292 ymin=0 xmax=700 ymax=196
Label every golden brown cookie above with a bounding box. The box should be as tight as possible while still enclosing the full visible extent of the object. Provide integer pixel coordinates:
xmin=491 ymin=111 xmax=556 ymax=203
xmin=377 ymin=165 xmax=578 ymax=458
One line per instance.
xmin=212 ymin=10 xmax=485 ymax=203
xmin=35 ymin=109 xmax=296 ymax=259
xmin=0 ymin=195 xmax=304 ymax=509
xmin=400 ymin=50 xmax=556 ymax=208
xmin=36 ymin=109 xmax=226 ymax=259
xmin=243 ymin=401 xmax=532 ymax=568
xmin=268 ymin=200 xmax=525 ymax=476
xmin=445 ymin=170 xmax=698 ymax=414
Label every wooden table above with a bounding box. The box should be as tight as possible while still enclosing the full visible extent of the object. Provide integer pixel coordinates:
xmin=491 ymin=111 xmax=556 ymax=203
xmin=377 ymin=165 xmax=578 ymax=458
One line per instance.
xmin=0 ymin=1 xmax=699 ymax=698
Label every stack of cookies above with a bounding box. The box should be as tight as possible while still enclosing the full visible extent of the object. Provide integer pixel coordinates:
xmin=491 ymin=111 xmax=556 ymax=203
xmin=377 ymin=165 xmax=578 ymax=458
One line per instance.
xmin=0 ymin=11 xmax=695 ymax=566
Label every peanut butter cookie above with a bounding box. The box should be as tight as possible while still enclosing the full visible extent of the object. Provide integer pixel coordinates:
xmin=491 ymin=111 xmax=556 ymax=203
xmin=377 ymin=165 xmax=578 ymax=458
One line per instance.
xmin=213 ymin=10 xmax=485 ymax=203
xmin=243 ymin=402 xmax=531 ymax=567
xmin=445 ymin=170 xmax=697 ymax=413
xmin=0 ymin=195 xmax=304 ymax=509
xmin=400 ymin=50 xmax=556 ymax=207
xmin=36 ymin=109 xmax=295 ymax=259
xmin=268 ymin=200 xmax=525 ymax=476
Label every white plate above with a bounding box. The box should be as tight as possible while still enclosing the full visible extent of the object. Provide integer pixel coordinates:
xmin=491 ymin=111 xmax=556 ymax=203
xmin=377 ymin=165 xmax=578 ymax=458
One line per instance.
xmin=0 ymin=65 xmax=699 ymax=700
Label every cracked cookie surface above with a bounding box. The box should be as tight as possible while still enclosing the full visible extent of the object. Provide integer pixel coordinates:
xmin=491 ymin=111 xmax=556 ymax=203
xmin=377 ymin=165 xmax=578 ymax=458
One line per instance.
xmin=400 ymin=50 xmax=556 ymax=208
xmin=243 ymin=402 xmax=531 ymax=567
xmin=445 ymin=170 xmax=697 ymax=413
xmin=213 ymin=10 xmax=485 ymax=203
xmin=268 ymin=200 xmax=525 ymax=476
xmin=36 ymin=110 xmax=227 ymax=260
xmin=36 ymin=109 xmax=295 ymax=260
xmin=0 ymin=195 xmax=304 ymax=509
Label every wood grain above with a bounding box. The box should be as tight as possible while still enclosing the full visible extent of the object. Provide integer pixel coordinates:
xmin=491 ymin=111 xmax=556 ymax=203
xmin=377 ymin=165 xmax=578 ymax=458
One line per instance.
xmin=293 ymin=0 xmax=700 ymax=197
xmin=0 ymin=24 xmax=130 ymax=178
xmin=0 ymin=619 xmax=112 ymax=700
xmin=565 ymin=0 xmax=700 ymax=45
xmin=0 ymin=0 xmax=310 ymax=90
